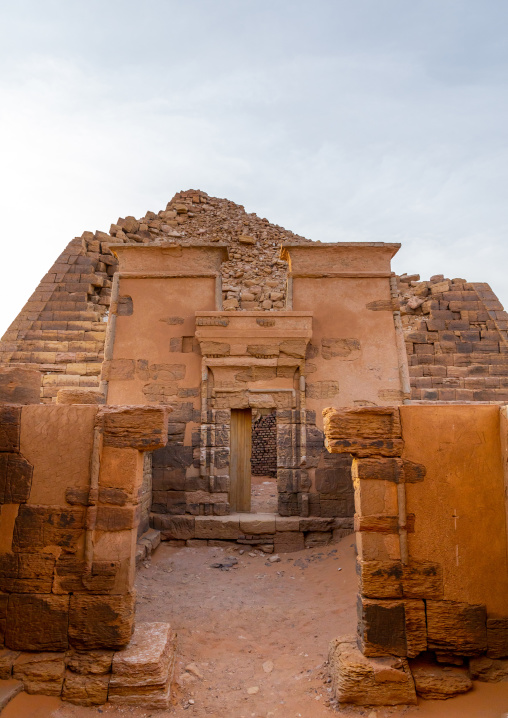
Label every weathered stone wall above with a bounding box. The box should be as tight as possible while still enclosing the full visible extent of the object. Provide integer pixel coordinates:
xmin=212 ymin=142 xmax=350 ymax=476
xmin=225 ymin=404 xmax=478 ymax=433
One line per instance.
xmin=399 ymin=274 xmax=508 ymax=402
xmin=324 ymin=405 xmax=508 ymax=684
xmin=0 ymin=190 xmax=312 ymax=402
xmin=251 ymin=411 xmax=277 ymax=476
xmin=1 ymin=190 xmax=507 ymax=411
xmin=106 ymin=243 xmax=398 ymax=519
xmin=0 ymin=403 xmax=168 ymax=657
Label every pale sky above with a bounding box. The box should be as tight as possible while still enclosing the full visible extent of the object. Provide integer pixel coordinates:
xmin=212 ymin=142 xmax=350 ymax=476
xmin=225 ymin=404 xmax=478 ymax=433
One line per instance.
xmin=1 ymin=0 xmax=507 ymax=336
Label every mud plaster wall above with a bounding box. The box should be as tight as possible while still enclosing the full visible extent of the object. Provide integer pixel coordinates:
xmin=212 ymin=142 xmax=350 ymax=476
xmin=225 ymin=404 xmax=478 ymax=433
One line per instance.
xmin=400 ymin=404 xmax=508 ymax=614
xmin=324 ymin=405 xmax=508 ymax=661
xmin=0 ymin=403 xmax=167 ymax=653
xmin=106 ymin=242 xmax=405 ymax=519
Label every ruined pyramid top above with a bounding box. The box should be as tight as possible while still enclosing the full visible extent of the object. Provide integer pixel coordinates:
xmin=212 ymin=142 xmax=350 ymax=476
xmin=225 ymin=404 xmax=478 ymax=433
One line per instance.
xmin=105 ymin=189 xmax=314 ymax=311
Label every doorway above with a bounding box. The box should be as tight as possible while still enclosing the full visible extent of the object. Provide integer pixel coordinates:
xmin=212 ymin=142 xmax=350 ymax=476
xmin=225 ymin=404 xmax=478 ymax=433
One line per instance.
xmin=229 ymin=409 xmax=252 ymax=512
xmin=250 ymin=410 xmax=278 ymax=513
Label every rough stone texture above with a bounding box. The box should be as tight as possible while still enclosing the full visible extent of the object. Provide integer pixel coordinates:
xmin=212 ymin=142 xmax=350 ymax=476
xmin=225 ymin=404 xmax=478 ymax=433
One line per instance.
xmin=359 ymin=559 xmax=443 ymax=600
xmin=6 ymin=594 xmax=69 ymax=651
xmin=469 ymin=656 xmax=508 ymax=682
xmin=426 ymin=600 xmax=487 ymax=656
xmin=56 ymin=388 xmax=105 ymax=404
xmin=0 ymin=191 xmax=312 ymax=401
xmin=13 ymin=651 xmax=66 ymax=695
xmin=109 ymin=622 xmax=176 ymax=709
xmin=0 ymin=406 xmax=21 ymax=453
xmin=68 ymin=594 xmax=135 ymax=650
xmin=358 ymin=597 xmax=427 ymax=658
xmin=410 ymin=658 xmax=473 ymax=699
xmin=0 ymin=367 xmax=41 ymax=404
xmin=251 ymin=412 xmax=277 ymax=476
xmin=62 ymin=671 xmax=110 ymax=706
xmin=99 ymin=406 xmax=169 ymax=450
xmin=0 ymin=649 xmax=20 ymax=679
xmin=65 ymin=649 xmax=114 ymax=675
xmin=487 ymin=616 xmax=508 ymax=658
xmin=399 ymin=274 xmax=508 ymax=402
xmin=328 ymin=635 xmax=416 ymax=706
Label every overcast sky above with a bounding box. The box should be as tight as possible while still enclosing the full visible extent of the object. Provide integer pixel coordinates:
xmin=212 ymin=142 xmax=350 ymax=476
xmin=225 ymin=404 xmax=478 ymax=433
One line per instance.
xmin=1 ymin=0 xmax=507 ymax=336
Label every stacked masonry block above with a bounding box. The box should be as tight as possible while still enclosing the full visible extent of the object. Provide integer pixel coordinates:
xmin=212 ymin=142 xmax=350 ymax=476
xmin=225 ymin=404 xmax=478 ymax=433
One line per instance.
xmin=251 ymin=412 xmax=277 ymax=476
xmin=0 ymin=401 xmax=172 ymax=706
xmin=323 ymin=405 xmax=508 ymax=705
xmin=399 ymin=276 xmax=508 ymax=402
xmin=0 ymin=235 xmax=115 ymax=402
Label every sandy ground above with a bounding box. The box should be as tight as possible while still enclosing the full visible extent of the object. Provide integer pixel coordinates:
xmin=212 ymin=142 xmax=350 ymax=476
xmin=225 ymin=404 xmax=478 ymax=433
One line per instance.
xmin=250 ymin=476 xmax=278 ymax=513
xmin=5 ymin=536 xmax=508 ymax=718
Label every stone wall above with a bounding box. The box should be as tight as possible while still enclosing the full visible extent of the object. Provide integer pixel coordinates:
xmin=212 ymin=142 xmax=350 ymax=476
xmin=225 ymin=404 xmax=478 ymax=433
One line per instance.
xmin=399 ymin=274 xmax=508 ymax=402
xmin=2 ymin=190 xmax=507 ymax=411
xmin=251 ymin=411 xmax=277 ymax=476
xmin=0 ymin=401 xmax=168 ymax=698
xmin=324 ymin=405 xmax=508 ymax=704
xmin=0 ymin=190 xmax=312 ymax=401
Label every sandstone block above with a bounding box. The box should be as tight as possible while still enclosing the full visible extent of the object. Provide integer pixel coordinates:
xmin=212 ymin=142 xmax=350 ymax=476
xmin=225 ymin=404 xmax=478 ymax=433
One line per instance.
xmin=359 ymin=559 xmax=443 ymax=600
xmin=299 ymin=518 xmax=334 ymax=532
xmin=426 ymin=600 xmax=487 ymax=656
xmin=13 ymin=651 xmax=66 ymax=695
xmin=62 ymin=671 xmax=110 ymax=705
xmin=0 ymin=649 xmax=20 ymax=679
xmin=69 ymin=594 xmax=135 ymax=650
xmin=323 ymin=407 xmax=401 ymax=439
xmin=66 ymin=649 xmax=114 ymax=675
xmin=0 ymin=553 xmax=55 ymax=594
xmin=358 ymin=597 xmax=426 ymax=658
xmin=0 ymin=407 xmax=21 ymax=453
xmin=56 ymin=389 xmax=105 ymax=404
xmin=328 ymin=635 xmax=416 ymax=706
xmin=0 ymin=368 xmax=41 ymax=404
xmin=154 ymin=514 xmax=195 ymax=540
xmin=12 ymin=505 xmax=85 ymax=554
xmin=469 ymin=656 xmax=508 ymax=682
xmin=326 ymin=438 xmax=404 ymax=458
xmin=109 ymin=622 xmax=176 ymax=709
xmin=95 ymin=506 xmax=140 ymax=531
xmin=354 ymin=514 xmax=415 ymax=534
xmin=487 ymin=616 xmax=508 ymax=658
xmin=277 ymin=469 xmax=310 ymax=493
xmin=0 ymin=453 xmax=33 ymax=503
xmin=239 ymin=514 xmax=276 ymax=535
xmin=274 ymin=532 xmax=305 ymax=553
xmin=6 ymin=594 xmax=69 ymax=651
xmin=99 ymin=406 xmax=169 ymax=450
xmin=275 ymin=516 xmax=300 ymax=532
xmin=410 ymin=658 xmax=472 ymax=699
xmin=194 ymin=516 xmax=240 ymax=540
xmin=352 ymin=458 xmax=426 ymax=484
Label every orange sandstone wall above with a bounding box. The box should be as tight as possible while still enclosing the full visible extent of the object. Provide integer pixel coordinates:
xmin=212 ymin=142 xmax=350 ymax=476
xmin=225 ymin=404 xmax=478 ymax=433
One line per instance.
xmin=324 ymin=404 xmax=508 ymax=660
xmin=400 ymin=404 xmax=508 ymax=615
xmin=0 ymin=403 xmax=167 ymax=653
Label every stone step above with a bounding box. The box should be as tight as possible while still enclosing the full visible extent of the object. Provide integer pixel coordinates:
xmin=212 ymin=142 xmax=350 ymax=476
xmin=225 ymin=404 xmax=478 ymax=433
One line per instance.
xmin=0 ymin=679 xmax=24 ymax=710
xmin=150 ymin=512 xmax=354 ymax=553
xmin=109 ymin=622 xmax=176 ymax=709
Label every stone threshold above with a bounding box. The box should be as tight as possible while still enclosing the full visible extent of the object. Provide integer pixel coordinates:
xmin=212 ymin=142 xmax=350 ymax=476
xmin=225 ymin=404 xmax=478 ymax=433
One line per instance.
xmin=150 ymin=513 xmax=354 ymax=553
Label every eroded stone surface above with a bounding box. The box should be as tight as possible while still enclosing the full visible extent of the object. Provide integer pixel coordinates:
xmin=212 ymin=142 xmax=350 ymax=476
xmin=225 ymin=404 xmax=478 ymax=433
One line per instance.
xmin=328 ymin=635 xmax=416 ymax=706
xmin=109 ymin=621 xmax=176 ymax=709
xmin=410 ymin=658 xmax=473 ymax=699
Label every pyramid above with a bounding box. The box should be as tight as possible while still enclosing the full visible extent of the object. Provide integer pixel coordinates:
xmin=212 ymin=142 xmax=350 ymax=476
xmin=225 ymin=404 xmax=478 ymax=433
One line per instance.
xmin=0 ymin=190 xmax=313 ymax=402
